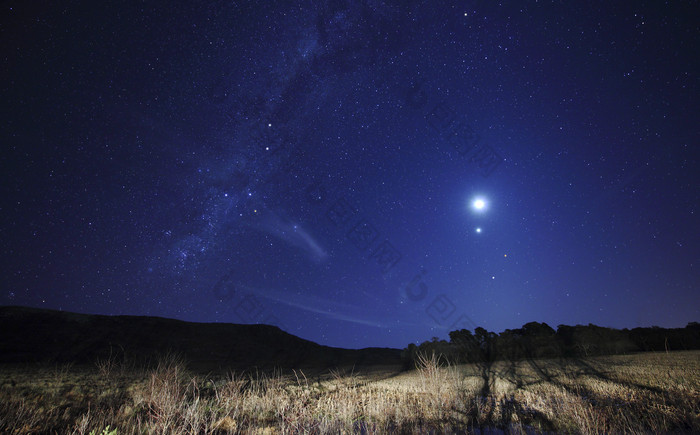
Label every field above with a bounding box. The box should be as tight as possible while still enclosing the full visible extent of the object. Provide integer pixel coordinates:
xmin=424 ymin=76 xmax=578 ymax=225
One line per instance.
xmin=1 ymin=351 xmax=698 ymax=434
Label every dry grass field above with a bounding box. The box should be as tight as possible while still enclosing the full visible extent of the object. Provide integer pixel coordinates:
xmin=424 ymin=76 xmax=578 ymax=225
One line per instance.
xmin=1 ymin=350 xmax=698 ymax=434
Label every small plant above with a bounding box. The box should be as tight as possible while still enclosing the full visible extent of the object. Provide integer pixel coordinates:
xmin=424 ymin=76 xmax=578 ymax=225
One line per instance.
xmin=89 ymin=425 xmax=117 ymax=435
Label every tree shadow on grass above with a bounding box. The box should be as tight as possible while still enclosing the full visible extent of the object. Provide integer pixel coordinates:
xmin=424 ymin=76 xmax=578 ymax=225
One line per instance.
xmin=456 ymin=351 xmax=674 ymax=433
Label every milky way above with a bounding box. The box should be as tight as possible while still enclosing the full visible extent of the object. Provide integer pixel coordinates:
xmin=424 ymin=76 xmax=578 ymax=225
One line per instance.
xmin=2 ymin=0 xmax=698 ymax=348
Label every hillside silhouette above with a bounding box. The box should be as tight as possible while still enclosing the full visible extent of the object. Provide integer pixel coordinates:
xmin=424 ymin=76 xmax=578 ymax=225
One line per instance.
xmin=3 ymin=306 xmax=698 ymax=373
xmin=0 ymin=306 xmax=401 ymax=372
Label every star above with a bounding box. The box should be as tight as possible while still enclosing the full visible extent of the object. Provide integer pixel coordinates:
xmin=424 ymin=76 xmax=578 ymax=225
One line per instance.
xmin=476 ymin=227 xmax=482 ymax=233
xmin=473 ymin=198 xmax=486 ymax=210
xmin=469 ymin=195 xmax=489 ymax=213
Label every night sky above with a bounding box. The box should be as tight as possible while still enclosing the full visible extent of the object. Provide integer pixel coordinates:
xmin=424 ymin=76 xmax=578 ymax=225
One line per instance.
xmin=2 ymin=1 xmax=698 ymax=349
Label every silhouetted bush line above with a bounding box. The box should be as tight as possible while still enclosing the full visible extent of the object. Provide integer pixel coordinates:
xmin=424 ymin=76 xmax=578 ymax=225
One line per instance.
xmin=402 ymin=322 xmax=700 ymax=367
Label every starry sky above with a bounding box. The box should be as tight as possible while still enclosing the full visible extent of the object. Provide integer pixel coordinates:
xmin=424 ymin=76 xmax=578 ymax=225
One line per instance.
xmin=2 ymin=1 xmax=698 ymax=349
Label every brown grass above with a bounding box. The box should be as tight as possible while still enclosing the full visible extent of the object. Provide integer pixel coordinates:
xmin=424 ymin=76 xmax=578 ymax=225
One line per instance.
xmin=0 ymin=350 xmax=698 ymax=433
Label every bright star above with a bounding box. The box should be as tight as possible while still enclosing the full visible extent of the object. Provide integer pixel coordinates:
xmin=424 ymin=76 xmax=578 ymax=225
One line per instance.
xmin=476 ymin=227 xmax=482 ymax=233
xmin=471 ymin=196 xmax=488 ymax=212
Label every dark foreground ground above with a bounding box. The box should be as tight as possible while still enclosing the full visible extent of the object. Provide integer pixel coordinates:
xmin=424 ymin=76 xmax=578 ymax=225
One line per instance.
xmin=1 ymin=306 xmax=698 ymax=433
xmin=1 ymin=351 xmax=698 ymax=433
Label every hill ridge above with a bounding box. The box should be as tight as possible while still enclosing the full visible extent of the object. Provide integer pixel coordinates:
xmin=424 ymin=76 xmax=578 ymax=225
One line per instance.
xmin=0 ymin=305 xmax=401 ymax=371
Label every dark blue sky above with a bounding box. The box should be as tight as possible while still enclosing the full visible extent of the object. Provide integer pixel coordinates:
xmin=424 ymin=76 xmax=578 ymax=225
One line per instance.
xmin=2 ymin=1 xmax=698 ymax=349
